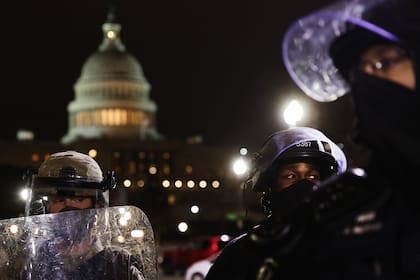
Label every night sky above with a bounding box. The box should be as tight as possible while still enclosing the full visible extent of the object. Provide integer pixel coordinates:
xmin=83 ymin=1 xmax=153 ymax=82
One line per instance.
xmin=1 ymin=0 xmax=358 ymax=154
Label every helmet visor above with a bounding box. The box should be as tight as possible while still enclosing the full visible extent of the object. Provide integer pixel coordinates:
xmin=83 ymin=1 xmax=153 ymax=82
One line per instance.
xmin=26 ymin=177 xmax=108 ymax=215
xmin=33 ymin=177 xmax=106 ymax=195
xmin=282 ymin=0 xmax=399 ymax=102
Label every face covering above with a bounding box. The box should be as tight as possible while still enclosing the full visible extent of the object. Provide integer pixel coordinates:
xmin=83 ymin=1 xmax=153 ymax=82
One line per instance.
xmin=268 ymin=179 xmax=317 ymax=219
xmin=350 ymin=70 xmax=420 ymax=179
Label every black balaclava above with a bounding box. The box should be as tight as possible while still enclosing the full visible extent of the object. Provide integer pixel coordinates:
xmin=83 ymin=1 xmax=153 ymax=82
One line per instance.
xmin=350 ymin=70 xmax=420 ymax=173
xmin=349 ymin=54 xmax=420 ymax=192
xmin=267 ymin=179 xmax=316 ymax=220
xmin=330 ymin=0 xmax=420 ymax=188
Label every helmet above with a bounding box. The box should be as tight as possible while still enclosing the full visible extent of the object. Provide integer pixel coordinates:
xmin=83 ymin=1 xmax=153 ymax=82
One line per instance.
xmin=28 ymin=151 xmax=116 ymax=215
xmin=282 ymin=0 xmax=419 ymax=102
xmin=246 ymin=127 xmax=347 ymax=192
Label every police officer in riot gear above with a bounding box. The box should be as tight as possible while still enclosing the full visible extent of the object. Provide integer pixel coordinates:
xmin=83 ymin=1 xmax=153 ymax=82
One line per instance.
xmin=208 ymin=1 xmax=420 ymax=277
xmin=248 ymin=0 xmax=420 ymax=278
xmin=205 ymin=126 xmax=347 ymax=279
xmin=12 ymin=150 xmax=156 ymax=279
xmin=28 ymin=150 xmax=116 ymax=215
xmin=248 ymin=126 xmax=347 ymax=220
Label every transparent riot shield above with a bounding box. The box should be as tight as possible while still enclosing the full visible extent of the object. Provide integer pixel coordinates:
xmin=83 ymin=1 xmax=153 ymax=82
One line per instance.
xmin=0 ymin=206 xmax=157 ymax=280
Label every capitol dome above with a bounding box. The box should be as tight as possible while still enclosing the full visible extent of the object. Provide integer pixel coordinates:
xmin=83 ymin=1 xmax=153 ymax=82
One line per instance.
xmin=80 ymin=50 xmax=148 ymax=83
xmin=61 ymin=13 xmax=162 ymax=145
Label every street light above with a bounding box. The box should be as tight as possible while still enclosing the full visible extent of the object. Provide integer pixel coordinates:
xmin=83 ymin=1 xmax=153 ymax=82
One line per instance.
xmin=239 ymin=147 xmax=248 ymax=156
xmin=190 ymin=205 xmax=200 ymax=214
xmin=178 ymin=222 xmax=188 ymax=233
xmin=232 ymin=157 xmax=249 ymax=176
xmin=232 ymin=147 xmax=250 ymax=177
xmin=20 ymin=188 xmax=29 ymax=201
xmin=283 ymin=99 xmax=303 ymax=127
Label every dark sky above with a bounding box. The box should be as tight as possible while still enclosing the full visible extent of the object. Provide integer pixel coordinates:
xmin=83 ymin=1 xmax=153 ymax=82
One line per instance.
xmin=1 ymin=0 xmax=357 ymax=152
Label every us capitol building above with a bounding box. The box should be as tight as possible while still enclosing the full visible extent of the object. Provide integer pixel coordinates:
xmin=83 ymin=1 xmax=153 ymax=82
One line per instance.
xmin=0 ymin=10 xmax=262 ymax=243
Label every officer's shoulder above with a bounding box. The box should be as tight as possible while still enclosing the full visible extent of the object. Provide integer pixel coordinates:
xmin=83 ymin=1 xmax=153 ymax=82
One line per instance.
xmin=212 ymin=232 xmax=255 ymax=260
xmin=222 ymin=232 xmax=249 ymax=250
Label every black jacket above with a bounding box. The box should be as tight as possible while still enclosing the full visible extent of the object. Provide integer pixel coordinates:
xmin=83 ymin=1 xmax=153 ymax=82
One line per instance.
xmin=206 ymin=170 xmax=420 ymax=279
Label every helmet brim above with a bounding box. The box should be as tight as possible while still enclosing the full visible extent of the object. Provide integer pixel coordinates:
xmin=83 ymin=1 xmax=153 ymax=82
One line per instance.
xmin=330 ymin=26 xmax=393 ymax=81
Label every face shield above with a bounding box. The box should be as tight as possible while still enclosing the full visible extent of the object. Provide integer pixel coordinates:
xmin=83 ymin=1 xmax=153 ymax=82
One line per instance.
xmin=282 ymin=0 xmax=404 ymax=102
xmin=27 ymin=171 xmax=116 ymax=215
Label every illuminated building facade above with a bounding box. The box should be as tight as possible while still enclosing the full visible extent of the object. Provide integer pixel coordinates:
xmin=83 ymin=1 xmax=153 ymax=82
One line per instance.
xmin=61 ymin=12 xmax=161 ymax=144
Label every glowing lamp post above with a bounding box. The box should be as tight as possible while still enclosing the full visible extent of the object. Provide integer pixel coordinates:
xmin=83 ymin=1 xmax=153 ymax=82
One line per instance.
xmin=283 ymin=99 xmax=303 ymax=127
xmin=232 ymin=157 xmax=250 ymax=177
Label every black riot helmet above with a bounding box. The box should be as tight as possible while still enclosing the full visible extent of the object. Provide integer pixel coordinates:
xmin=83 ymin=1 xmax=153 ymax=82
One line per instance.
xmin=246 ymin=127 xmax=347 ymax=193
xmin=329 ymin=0 xmax=420 ymax=85
xmin=26 ymin=150 xmax=117 ymax=215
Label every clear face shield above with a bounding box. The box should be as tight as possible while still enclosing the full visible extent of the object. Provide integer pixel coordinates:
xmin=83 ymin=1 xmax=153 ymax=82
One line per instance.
xmin=24 ymin=170 xmax=117 ymax=215
xmin=282 ymin=0 xmax=400 ymax=102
